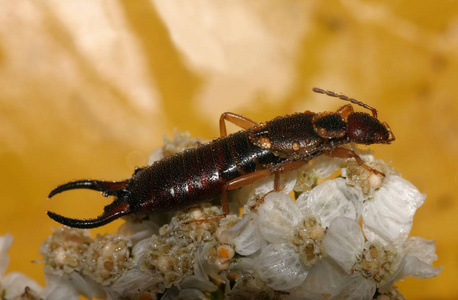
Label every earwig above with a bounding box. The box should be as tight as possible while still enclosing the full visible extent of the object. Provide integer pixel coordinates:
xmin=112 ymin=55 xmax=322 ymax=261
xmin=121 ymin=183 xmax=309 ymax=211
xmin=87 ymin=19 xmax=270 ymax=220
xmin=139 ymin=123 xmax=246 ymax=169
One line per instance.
xmin=47 ymin=88 xmax=395 ymax=228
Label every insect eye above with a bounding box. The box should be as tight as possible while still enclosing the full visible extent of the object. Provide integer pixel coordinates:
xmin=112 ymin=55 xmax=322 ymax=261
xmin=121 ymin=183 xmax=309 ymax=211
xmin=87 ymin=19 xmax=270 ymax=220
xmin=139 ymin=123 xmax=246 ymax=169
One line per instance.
xmin=312 ymin=114 xmax=347 ymax=139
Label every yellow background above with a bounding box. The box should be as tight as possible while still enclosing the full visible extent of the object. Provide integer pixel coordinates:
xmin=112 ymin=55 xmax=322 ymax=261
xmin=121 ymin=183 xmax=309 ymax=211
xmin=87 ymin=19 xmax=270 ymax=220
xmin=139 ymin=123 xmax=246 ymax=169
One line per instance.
xmin=1 ymin=1 xmax=457 ymax=298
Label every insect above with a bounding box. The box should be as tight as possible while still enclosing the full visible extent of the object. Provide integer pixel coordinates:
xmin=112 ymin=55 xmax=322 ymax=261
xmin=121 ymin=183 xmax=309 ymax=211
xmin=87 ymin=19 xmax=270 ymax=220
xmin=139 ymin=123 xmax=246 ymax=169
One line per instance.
xmin=47 ymin=88 xmax=395 ymax=228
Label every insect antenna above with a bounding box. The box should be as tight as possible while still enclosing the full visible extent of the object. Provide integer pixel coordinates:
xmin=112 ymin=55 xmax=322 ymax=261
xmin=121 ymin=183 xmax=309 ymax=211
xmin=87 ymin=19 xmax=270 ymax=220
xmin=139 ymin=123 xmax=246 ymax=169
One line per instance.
xmin=313 ymin=87 xmax=378 ymax=119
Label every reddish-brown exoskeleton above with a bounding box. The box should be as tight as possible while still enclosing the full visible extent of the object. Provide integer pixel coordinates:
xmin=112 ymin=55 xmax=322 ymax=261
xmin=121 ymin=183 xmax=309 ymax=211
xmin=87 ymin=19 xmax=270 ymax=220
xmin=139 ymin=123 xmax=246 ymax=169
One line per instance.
xmin=47 ymin=88 xmax=395 ymax=228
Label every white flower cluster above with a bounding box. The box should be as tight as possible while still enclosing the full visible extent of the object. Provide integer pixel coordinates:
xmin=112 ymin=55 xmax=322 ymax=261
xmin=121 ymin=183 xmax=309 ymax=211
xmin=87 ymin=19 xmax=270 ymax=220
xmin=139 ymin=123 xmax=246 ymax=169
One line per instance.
xmin=220 ymin=167 xmax=442 ymax=299
xmin=1 ymin=131 xmax=442 ymax=299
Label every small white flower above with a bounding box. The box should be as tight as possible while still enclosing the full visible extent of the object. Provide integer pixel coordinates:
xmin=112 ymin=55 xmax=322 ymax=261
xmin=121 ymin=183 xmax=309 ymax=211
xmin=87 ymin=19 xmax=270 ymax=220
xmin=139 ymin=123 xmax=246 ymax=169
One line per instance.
xmin=339 ymin=152 xmax=425 ymax=245
xmin=252 ymin=193 xmax=324 ymax=290
xmin=257 ymin=193 xmax=303 ymax=243
xmin=249 ymin=184 xmax=383 ymax=292
xmin=0 ymin=234 xmax=43 ymax=299
xmin=377 ymin=236 xmax=443 ymax=293
xmin=321 ymin=217 xmax=442 ymax=299
xmin=320 ymin=217 xmax=388 ymax=298
xmin=362 ymin=175 xmax=426 ymax=245
xmin=82 ymin=234 xmax=133 ymax=286
xmin=299 ymin=154 xmax=426 ymax=247
xmin=158 ymin=244 xmax=218 ymax=300
xmin=40 ymin=227 xmax=104 ymax=300
xmin=322 ymin=217 xmax=367 ymax=274
xmin=109 ymin=238 xmax=161 ymax=298
xmin=221 ymin=173 xmax=297 ymax=256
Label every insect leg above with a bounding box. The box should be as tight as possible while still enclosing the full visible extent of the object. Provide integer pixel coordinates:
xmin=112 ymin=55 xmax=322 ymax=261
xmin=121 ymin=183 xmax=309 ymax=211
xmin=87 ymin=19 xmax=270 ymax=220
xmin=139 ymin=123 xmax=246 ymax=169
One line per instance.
xmin=270 ymin=160 xmax=306 ymax=190
xmin=336 ymin=104 xmax=354 ymax=119
xmin=185 ymin=169 xmax=274 ymax=224
xmin=219 ymin=112 xmax=258 ymax=137
xmin=186 ymin=160 xmax=306 ymax=224
xmin=219 ymin=160 xmax=306 ymax=212
xmin=249 ymin=160 xmax=307 ymax=211
xmin=326 ymin=147 xmax=385 ymax=176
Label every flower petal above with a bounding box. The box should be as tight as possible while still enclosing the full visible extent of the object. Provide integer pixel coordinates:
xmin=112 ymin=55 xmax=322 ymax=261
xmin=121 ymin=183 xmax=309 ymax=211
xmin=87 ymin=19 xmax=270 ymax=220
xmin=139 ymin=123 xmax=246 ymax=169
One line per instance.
xmin=297 ymin=178 xmax=363 ymax=227
xmin=402 ymin=236 xmax=439 ymax=265
xmin=181 ymin=275 xmax=218 ymax=292
xmin=294 ymin=155 xmax=342 ymax=191
xmin=110 ymin=268 xmax=160 ymax=297
xmin=254 ymin=243 xmax=309 ymax=290
xmin=336 ymin=273 xmax=376 ymax=300
xmin=257 ymin=193 xmax=302 ymax=243
xmin=1 ymin=272 xmax=43 ymax=299
xmin=322 ymin=217 xmax=365 ymax=273
xmin=116 ymin=219 xmax=159 ymax=246
xmin=43 ymin=272 xmax=103 ymax=300
xmin=400 ymin=236 xmax=442 ymax=279
xmin=220 ymin=214 xmax=264 ymax=255
xmin=302 ymin=258 xmax=348 ymax=296
xmin=161 ymin=287 xmax=208 ymax=300
xmin=362 ymin=175 xmax=426 ymax=245
xmin=0 ymin=233 xmax=13 ymax=277
xmin=400 ymin=255 xmax=443 ymax=279
xmin=42 ymin=277 xmax=81 ymax=300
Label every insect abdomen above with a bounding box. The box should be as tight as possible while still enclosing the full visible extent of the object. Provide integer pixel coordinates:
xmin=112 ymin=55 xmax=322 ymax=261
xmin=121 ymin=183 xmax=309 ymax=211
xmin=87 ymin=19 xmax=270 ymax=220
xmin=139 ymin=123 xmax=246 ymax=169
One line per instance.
xmin=130 ymin=130 xmax=281 ymax=214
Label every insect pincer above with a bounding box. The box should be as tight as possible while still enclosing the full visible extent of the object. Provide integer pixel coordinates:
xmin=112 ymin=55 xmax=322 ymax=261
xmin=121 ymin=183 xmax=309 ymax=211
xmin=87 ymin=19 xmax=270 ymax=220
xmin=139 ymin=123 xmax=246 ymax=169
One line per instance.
xmin=47 ymin=179 xmax=132 ymax=229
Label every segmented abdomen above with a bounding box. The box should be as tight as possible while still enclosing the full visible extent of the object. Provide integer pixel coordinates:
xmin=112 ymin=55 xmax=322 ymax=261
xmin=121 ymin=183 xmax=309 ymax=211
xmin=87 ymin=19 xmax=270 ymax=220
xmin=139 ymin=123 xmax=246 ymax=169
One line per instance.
xmin=128 ymin=130 xmax=283 ymax=214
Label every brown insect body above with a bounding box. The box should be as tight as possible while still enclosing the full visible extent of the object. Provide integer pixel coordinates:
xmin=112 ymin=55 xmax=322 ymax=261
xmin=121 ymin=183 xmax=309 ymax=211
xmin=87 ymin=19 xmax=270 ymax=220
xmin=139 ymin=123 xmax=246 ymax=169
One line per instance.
xmin=250 ymin=112 xmax=344 ymax=159
xmin=47 ymin=88 xmax=395 ymax=228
